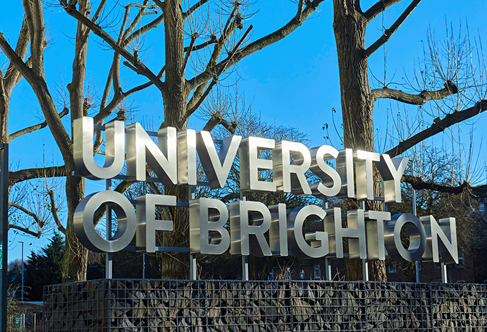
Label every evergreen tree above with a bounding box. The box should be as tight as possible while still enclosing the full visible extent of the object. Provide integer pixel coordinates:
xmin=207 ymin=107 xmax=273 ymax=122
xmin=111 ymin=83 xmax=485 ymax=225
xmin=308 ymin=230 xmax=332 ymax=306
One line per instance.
xmin=24 ymin=233 xmax=64 ymax=301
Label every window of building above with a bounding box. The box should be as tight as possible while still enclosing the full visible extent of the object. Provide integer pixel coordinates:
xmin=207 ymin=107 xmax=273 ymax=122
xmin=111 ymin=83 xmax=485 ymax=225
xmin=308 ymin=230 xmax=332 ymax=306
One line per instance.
xmin=387 ymin=262 xmax=397 ymax=273
xmin=456 ymin=254 xmax=465 ymax=268
xmin=314 ymin=265 xmax=321 ymax=279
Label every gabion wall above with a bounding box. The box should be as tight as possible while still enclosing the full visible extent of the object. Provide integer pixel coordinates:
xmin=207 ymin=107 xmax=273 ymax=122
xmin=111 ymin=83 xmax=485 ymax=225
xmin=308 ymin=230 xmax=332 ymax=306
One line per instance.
xmin=44 ymin=279 xmax=487 ymax=331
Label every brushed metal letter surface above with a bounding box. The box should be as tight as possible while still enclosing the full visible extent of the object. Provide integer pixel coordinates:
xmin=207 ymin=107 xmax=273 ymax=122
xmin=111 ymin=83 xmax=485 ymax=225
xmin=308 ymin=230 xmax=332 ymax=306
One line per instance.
xmin=269 ymin=204 xmax=288 ymax=256
xmin=239 ymin=137 xmax=276 ymax=192
xmin=377 ymin=156 xmax=409 ymax=203
xmin=336 ymin=149 xmax=355 ymax=198
xmin=309 ymin=145 xmax=341 ymax=198
xmin=365 ymin=211 xmax=391 ymax=260
xmin=196 ymin=132 xmax=241 ymax=188
xmin=421 ymin=216 xmax=458 ymax=264
xmin=355 ymin=150 xmax=380 ymax=200
xmin=126 ymin=123 xmax=178 ymax=185
xmin=190 ymin=198 xmax=230 ymax=255
xmin=287 ymin=205 xmax=328 ymax=258
xmin=74 ymin=117 xmax=125 ymax=180
xmin=177 ymin=130 xmax=197 ymax=185
xmin=135 ymin=194 xmax=176 ymax=252
xmin=273 ymin=141 xmax=312 ymax=195
xmin=384 ymin=213 xmax=426 ymax=262
xmin=229 ymin=200 xmax=272 ymax=256
xmin=74 ymin=191 xmax=136 ymax=253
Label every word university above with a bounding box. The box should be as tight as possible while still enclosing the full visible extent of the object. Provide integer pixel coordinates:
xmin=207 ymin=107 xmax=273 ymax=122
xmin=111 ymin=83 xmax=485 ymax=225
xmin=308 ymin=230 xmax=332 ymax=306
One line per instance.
xmin=73 ymin=117 xmax=458 ymax=265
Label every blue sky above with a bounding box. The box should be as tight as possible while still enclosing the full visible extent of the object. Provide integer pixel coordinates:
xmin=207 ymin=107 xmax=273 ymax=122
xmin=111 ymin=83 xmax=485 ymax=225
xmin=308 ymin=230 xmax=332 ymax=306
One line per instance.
xmin=3 ymin=0 xmax=487 ymax=262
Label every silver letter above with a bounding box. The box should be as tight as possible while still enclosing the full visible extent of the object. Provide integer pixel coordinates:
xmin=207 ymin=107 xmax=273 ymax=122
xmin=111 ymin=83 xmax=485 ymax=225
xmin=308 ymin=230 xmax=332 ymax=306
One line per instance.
xmin=287 ymin=205 xmax=328 ymax=259
xmin=384 ymin=213 xmax=426 ymax=262
xmin=136 ymin=194 xmax=176 ymax=253
xmin=376 ymin=155 xmax=409 ymax=203
xmin=229 ymin=200 xmax=272 ymax=256
xmin=355 ymin=150 xmax=380 ymax=200
xmin=197 ymin=131 xmax=241 ymax=188
xmin=309 ymin=145 xmax=341 ymax=198
xmin=126 ymin=123 xmax=178 ymax=185
xmin=336 ymin=149 xmax=355 ymax=198
xmin=365 ymin=211 xmax=390 ymax=260
xmin=73 ymin=117 xmax=125 ymax=180
xmin=421 ymin=216 xmax=458 ymax=264
xmin=273 ymin=141 xmax=312 ymax=195
xmin=269 ymin=204 xmax=288 ymax=256
xmin=239 ymin=137 xmax=276 ymax=192
xmin=328 ymin=209 xmax=367 ymax=259
xmin=323 ymin=207 xmax=341 ymax=258
xmin=74 ymin=191 xmax=136 ymax=253
xmin=178 ymin=130 xmax=197 ymax=185
xmin=190 ymin=198 xmax=230 ymax=255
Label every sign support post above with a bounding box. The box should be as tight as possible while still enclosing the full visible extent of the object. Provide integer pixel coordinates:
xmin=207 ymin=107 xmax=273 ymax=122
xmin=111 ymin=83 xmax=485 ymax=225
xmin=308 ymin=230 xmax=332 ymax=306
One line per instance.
xmin=0 ymin=144 xmax=8 ymax=330
xmin=106 ymin=179 xmax=113 ymax=279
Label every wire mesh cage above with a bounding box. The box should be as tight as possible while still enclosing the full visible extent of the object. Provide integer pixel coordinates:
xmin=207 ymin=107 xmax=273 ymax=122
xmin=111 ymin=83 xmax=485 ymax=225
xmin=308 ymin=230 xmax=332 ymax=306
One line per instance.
xmin=44 ymin=279 xmax=487 ymax=331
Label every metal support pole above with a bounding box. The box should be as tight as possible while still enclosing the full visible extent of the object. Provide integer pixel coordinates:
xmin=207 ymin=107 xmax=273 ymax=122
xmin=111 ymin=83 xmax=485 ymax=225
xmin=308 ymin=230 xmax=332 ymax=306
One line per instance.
xmin=362 ymin=259 xmax=369 ymax=281
xmin=20 ymin=240 xmax=24 ymax=330
xmin=19 ymin=241 xmax=24 ymax=302
xmin=441 ymin=262 xmax=448 ymax=283
xmin=322 ymin=198 xmax=332 ymax=281
xmin=240 ymin=191 xmax=249 ymax=281
xmin=0 ymin=144 xmax=9 ymax=331
xmin=188 ymin=186 xmax=197 ymax=280
xmin=359 ymin=201 xmax=369 ymax=281
xmin=242 ymin=256 xmax=249 ymax=281
xmin=142 ymin=253 xmax=146 ymax=279
xmin=325 ymin=259 xmax=332 ymax=281
xmin=190 ymin=254 xmax=197 ymax=280
xmin=105 ymin=179 xmax=113 ymax=279
xmin=411 ymin=162 xmax=420 ymax=283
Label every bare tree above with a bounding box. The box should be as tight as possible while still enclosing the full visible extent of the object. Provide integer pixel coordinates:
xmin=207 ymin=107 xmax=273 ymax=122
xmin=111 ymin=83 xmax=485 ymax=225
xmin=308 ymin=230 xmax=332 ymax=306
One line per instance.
xmin=332 ymin=0 xmax=486 ymax=281
xmin=0 ymin=0 xmax=325 ymax=281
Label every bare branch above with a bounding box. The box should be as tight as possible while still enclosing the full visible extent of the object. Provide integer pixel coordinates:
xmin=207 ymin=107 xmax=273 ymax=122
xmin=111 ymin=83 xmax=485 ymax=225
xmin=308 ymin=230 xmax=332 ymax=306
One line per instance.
xmin=363 ymin=0 xmax=422 ymax=58
xmin=187 ymin=0 xmax=325 ymax=92
xmin=48 ymin=189 xmax=67 ymax=235
xmin=363 ymin=0 xmax=402 ymax=22
xmin=9 ymin=223 xmax=42 ymax=238
xmin=91 ymin=0 xmax=109 ymax=24
xmin=182 ymin=33 xmax=198 ymax=74
xmin=9 ymin=166 xmax=66 ymax=186
xmin=372 ymin=81 xmax=458 ymax=105
xmin=186 ymin=25 xmax=253 ymax=118
xmin=10 ymin=107 xmax=69 ymax=141
xmin=183 ymin=0 xmax=209 ymax=19
xmin=386 ymin=100 xmax=487 ymax=158
xmin=9 ymin=202 xmax=44 ymax=230
xmin=203 ymin=112 xmax=237 ymax=134
xmin=4 ymin=16 xmax=30 ymax=92
xmin=60 ymin=1 xmax=166 ymax=93
xmin=402 ymin=175 xmax=470 ymax=194
xmin=122 ymin=14 xmax=164 ymax=47
xmin=185 ymin=36 xmax=217 ymax=52
xmin=0 ymin=6 xmax=72 ymax=159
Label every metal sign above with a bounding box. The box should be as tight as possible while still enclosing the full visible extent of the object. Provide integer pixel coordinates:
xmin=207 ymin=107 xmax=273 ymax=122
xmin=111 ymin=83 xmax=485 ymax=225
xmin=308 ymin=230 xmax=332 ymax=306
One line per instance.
xmin=72 ymin=117 xmax=458 ymax=265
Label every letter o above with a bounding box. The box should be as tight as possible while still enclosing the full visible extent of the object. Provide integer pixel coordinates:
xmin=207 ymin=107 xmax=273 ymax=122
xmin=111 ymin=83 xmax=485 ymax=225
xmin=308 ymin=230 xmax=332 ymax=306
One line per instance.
xmin=74 ymin=191 xmax=136 ymax=253
xmin=384 ymin=213 xmax=426 ymax=262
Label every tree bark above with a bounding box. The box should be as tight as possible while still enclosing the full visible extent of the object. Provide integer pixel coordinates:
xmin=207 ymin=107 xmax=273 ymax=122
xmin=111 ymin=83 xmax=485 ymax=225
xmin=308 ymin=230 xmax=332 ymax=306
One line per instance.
xmin=333 ymin=0 xmax=386 ymax=281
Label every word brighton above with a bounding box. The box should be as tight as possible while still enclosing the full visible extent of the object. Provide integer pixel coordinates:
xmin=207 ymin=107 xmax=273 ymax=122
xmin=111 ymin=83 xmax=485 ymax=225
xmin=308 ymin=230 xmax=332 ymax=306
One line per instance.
xmin=73 ymin=117 xmax=458 ymax=264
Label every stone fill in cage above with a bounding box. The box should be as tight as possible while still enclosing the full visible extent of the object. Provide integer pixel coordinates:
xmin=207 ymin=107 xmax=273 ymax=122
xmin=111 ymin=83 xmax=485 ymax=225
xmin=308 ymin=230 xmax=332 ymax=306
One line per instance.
xmin=44 ymin=279 xmax=487 ymax=331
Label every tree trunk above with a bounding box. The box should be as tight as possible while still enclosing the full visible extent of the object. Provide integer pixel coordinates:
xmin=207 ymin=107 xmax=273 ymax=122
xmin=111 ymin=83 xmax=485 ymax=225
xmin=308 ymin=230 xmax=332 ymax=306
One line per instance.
xmin=62 ymin=0 xmax=90 ymax=282
xmin=158 ymin=0 xmax=191 ymax=279
xmin=333 ymin=0 xmax=386 ymax=281
xmin=63 ymin=171 xmax=88 ymax=281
